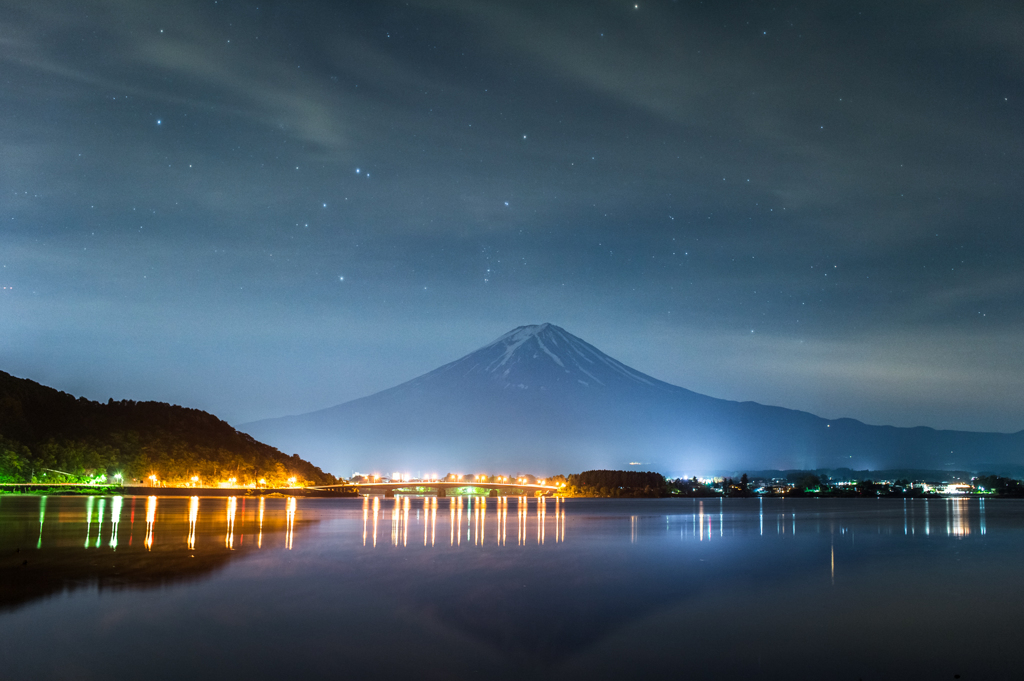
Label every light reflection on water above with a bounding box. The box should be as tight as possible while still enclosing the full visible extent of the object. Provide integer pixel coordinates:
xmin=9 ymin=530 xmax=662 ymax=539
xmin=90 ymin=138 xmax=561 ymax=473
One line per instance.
xmin=0 ymin=494 xmax=309 ymax=621
xmin=83 ymin=496 xmax=93 ymax=548
xmin=948 ymin=497 xmax=970 ymax=536
xmin=7 ymin=494 xmax=1002 ymax=558
xmin=110 ymin=495 xmax=121 ymax=549
xmin=359 ymin=495 xmax=569 ymax=549
xmin=285 ymin=497 xmax=296 ymax=549
xmin=145 ymin=496 xmax=156 ymax=550
xmin=225 ymin=496 xmax=236 ymax=549
xmin=257 ymin=496 xmax=265 ymax=548
xmin=2 ymin=495 xmax=1023 ymax=680
xmin=188 ymin=496 xmax=198 ymax=550
xmin=7 ymin=494 xmax=304 ymax=555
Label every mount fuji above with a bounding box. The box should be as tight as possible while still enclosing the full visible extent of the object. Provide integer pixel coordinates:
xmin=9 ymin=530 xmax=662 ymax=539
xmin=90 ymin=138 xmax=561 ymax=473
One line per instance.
xmin=239 ymin=324 xmax=1024 ymax=476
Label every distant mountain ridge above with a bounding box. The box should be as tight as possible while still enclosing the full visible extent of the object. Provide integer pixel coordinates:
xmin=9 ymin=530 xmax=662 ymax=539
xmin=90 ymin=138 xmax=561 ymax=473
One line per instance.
xmin=0 ymin=370 xmax=337 ymax=485
xmin=240 ymin=324 xmax=1024 ymax=476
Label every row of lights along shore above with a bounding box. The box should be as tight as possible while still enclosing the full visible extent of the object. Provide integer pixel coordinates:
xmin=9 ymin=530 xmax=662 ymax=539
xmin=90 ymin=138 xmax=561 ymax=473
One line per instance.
xmin=360 ymin=474 xmax=560 ymax=487
xmin=145 ymin=474 xmax=299 ymax=488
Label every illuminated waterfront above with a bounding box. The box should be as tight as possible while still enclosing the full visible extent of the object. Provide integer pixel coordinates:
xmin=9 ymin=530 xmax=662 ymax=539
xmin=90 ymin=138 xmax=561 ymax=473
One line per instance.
xmin=2 ymin=495 xmax=1023 ymax=679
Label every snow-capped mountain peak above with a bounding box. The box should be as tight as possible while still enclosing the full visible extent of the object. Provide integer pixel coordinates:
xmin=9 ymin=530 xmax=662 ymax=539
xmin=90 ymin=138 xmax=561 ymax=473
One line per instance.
xmin=418 ymin=323 xmax=660 ymax=391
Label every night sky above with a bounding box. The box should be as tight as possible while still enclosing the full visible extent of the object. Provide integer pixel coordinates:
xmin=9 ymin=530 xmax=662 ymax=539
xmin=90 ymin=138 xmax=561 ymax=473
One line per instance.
xmin=2 ymin=0 xmax=1022 ymax=434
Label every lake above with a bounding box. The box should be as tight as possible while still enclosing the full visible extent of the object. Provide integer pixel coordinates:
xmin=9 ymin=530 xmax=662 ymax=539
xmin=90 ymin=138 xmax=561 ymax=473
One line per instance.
xmin=1 ymin=494 xmax=1021 ymax=680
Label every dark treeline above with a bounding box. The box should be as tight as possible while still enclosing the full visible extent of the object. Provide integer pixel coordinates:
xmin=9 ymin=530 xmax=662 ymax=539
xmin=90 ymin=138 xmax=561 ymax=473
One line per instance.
xmin=974 ymin=475 xmax=1024 ymax=498
xmin=669 ymin=475 xmax=753 ymax=497
xmin=564 ymin=470 xmax=667 ymax=497
xmin=0 ymin=371 xmax=337 ymax=486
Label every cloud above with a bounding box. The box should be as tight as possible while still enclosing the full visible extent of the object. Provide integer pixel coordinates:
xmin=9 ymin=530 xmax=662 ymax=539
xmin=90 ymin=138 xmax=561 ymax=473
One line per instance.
xmin=0 ymin=0 xmax=361 ymax=150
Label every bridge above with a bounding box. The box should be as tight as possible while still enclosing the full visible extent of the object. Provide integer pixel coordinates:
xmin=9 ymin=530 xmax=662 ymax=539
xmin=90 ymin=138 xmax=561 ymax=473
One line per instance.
xmin=0 ymin=481 xmax=557 ymax=499
xmin=310 ymin=480 xmax=559 ymax=497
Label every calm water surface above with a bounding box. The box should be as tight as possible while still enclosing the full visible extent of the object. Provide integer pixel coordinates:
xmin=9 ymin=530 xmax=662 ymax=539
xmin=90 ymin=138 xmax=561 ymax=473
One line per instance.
xmin=1 ymin=494 xmax=1022 ymax=680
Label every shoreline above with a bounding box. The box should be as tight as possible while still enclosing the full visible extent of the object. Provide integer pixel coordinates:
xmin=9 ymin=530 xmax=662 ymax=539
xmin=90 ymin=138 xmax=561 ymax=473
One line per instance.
xmin=0 ymin=484 xmax=356 ymax=498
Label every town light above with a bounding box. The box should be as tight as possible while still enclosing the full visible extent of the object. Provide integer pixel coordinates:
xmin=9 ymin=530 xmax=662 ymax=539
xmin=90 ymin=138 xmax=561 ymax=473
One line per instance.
xmin=191 ymin=476 xmax=199 ymax=483
xmin=288 ymin=477 xmax=297 ymax=486
xmin=228 ymin=477 xmax=237 ymax=485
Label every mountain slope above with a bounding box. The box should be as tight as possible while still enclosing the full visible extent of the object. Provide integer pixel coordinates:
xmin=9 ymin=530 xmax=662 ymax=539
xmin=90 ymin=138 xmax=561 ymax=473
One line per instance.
xmin=0 ymin=370 xmax=337 ymax=485
xmin=240 ymin=324 xmax=1024 ymax=475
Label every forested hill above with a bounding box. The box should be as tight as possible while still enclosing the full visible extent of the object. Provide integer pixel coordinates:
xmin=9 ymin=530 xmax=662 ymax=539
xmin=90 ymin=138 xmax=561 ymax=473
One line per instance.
xmin=564 ymin=470 xmax=668 ymax=497
xmin=0 ymin=371 xmax=338 ymax=486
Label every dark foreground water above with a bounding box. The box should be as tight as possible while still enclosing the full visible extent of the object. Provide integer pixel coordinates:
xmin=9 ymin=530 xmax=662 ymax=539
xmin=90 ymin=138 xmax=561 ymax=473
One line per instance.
xmin=0 ymin=494 xmax=1021 ymax=680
